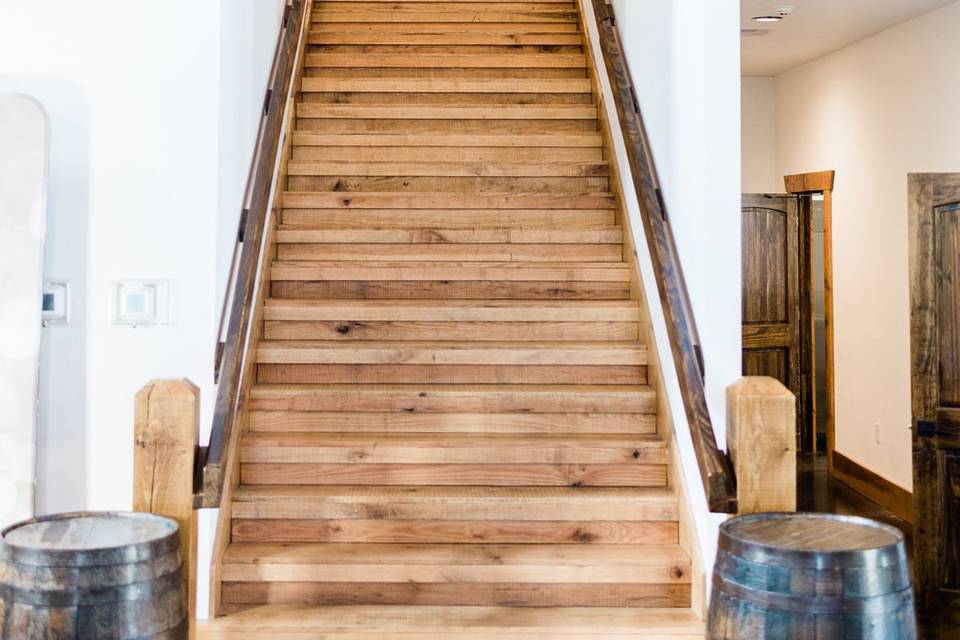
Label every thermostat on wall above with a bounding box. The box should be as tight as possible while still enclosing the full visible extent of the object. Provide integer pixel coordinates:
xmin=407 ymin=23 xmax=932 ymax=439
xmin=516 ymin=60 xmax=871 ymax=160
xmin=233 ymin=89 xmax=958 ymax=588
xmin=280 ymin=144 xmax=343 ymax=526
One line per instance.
xmin=41 ymin=281 xmax=70 ymax=326
xmin=109 ymin=280 xmax=175 ymax=327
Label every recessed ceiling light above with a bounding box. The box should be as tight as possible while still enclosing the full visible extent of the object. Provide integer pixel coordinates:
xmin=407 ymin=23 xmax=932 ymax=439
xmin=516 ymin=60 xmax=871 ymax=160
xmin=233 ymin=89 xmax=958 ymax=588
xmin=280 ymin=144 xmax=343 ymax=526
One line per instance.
xmin=752 ymin=15 xmax=783 ymax=22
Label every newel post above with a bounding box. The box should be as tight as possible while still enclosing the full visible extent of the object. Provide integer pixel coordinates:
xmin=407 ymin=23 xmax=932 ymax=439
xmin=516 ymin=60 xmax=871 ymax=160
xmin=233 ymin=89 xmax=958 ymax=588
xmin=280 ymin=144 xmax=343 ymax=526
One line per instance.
xmin=726 ymin=377 xmax=797 ymax=514
xmin=134 ymin=379 xmax=200 ymax=626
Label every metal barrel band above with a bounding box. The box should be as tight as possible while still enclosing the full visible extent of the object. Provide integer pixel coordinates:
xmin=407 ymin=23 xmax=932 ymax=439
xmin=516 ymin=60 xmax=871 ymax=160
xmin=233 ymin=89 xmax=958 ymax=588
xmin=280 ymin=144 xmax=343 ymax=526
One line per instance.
xmin=4 ymin=565 xmax=183 ymax=608
xmin=714 ymin=550 xmax=913 ymax=597
xmin=712 ymin=572 xmax=916 ymax=615
xmin=2 ymin=550 xmax=182 ymax=592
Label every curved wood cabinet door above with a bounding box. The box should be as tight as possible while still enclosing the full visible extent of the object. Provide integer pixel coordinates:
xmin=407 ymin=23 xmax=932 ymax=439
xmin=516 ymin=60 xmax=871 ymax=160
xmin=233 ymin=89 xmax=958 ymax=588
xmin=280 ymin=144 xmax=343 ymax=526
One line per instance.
xmin=910 ymin=173 xmax=960 ymax=638
xmin=741 ymin=194 xmax=802 ymax=442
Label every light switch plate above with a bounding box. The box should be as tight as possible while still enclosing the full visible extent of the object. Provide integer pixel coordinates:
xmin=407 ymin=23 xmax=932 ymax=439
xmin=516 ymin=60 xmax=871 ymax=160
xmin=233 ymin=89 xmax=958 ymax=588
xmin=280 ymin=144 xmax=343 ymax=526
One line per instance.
xmin=41 ymin=281 xmax=70 ymax=326
xmin=109 ymin=280 xmax=175 ymax=327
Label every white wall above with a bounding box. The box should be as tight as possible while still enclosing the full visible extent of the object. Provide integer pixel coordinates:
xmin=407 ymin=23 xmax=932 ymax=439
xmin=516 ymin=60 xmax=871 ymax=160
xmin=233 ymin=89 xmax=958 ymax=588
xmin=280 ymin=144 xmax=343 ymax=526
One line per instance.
xmin=773 ymin=0 xmax=960 ymax=491
xmin=0 ymin=0 xmax=285 ymax=618
xmin=741 ymin=77 xmax=778 ymax=193
xmin=0 ymin=0 xmax=221 ymax=515
xmin=217 ymin=1 xmax=287 ymax=305
xmin=608 ymin=0 xmax=742 ymax=579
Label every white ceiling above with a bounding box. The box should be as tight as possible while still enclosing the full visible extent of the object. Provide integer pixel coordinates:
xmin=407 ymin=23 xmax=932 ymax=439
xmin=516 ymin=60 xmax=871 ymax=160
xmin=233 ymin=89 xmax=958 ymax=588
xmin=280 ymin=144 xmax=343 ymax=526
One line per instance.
xmin=741 ymin=0 xmax=958 ymax=76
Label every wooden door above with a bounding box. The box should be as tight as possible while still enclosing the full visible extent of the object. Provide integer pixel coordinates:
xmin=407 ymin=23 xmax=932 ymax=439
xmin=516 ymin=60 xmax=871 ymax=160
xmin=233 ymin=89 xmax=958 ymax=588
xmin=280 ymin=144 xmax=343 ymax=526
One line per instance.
xmin=741 ymin=194 xmax=804 ymax=445
xmin=910 ymin=173 xmax=960 ymax=638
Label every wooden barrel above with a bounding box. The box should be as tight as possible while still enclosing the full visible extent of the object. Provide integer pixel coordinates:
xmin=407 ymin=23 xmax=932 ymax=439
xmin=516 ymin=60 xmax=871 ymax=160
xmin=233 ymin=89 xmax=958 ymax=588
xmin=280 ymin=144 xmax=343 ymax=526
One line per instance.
xmin=0 ymin=512 xmax=187 ymax=639
xmin=708 ymin=513 xmax=916 ymax=639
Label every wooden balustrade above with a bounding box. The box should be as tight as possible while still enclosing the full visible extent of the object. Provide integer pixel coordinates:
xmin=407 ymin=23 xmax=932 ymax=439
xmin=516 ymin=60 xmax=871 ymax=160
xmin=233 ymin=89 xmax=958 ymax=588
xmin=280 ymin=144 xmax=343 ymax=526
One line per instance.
xmin=726 ymin=376 xmax=797 ymax=514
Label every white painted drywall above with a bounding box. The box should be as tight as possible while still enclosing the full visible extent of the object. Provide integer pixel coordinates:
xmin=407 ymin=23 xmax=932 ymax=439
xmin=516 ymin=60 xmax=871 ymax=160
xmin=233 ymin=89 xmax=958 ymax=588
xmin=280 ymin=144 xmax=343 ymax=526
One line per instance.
xmin=773 ymin=0 xmax=960 ymax=491
xmin=0 ymin=0 xmax=286 ymax=618
xmin=607 ymin=0 xmax=742 ymax=583
xmin=217 ymin=1 xmax=288 ymax=305
xmin=0 ymin=94 xmax=48 ymax=528
xmin=741 ymin=77 xmax=778 ymax=193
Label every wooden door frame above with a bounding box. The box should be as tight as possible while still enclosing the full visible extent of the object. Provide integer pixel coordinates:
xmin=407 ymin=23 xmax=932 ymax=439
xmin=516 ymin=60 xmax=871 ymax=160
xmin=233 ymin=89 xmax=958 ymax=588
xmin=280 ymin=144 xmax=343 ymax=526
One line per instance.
xmin=784 ymin=170 xmax=836 ymax=472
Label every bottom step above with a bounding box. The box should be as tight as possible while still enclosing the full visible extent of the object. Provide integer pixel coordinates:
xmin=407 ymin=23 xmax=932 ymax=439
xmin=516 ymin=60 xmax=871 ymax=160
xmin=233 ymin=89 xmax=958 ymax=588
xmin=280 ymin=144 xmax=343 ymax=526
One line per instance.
xmin=199 ymin=605 xmax=704 ymax=639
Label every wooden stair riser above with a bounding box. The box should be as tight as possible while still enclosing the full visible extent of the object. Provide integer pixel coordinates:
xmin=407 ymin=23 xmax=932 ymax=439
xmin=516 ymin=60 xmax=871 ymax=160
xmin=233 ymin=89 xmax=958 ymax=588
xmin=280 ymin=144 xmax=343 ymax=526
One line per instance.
xmin=291 ymin=146 xmax=602 ymax=161
xmin=248 ymin=385 xmax=657 ymax=414
xmin=231 ymin=520 xmax=677 ymax=545
xmin=220 ymin=582 xmax=690 ymax=609
xmin=263 ymin=320 xmax=639 ymax=341
xmin=230 ymin=489 xmax=678 ymax=521
xmin=271 ymin=281 xmax=631 ymax=300
xmin=239 ymin=433 xmax=666 ymax=465
xmin=276 ymin=244 xmax=622 ymax=262
xmin=247 ymin=411 xmax=657 ymax=434
xmin=257 ymin=364 xmax=646 ymax=385
xmin=241 ymin=464 xmax=666 ymax=487
xmin=286 ymin=176 xmax=609 ymax=193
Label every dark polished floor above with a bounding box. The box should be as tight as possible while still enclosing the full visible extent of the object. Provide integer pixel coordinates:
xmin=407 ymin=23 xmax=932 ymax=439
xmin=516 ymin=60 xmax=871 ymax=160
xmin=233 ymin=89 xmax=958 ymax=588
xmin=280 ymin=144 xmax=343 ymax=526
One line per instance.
xmin=796 ymin=453 xmax=913 ymax=558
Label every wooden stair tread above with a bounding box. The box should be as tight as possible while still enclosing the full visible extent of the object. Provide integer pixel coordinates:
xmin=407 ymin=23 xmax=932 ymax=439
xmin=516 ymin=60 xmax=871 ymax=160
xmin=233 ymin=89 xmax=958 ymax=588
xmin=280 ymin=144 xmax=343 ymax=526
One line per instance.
xmin=199 ymin=605 xmax=705 ymax=636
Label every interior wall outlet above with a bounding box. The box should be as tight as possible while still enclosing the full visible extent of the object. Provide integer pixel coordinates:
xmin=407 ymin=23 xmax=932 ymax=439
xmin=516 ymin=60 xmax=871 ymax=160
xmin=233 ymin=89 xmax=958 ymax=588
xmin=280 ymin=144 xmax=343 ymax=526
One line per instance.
xmin=874 ymin=423 xmax=881 ymax=444
xmin=109 ymin=280 xmax=176 ymax=327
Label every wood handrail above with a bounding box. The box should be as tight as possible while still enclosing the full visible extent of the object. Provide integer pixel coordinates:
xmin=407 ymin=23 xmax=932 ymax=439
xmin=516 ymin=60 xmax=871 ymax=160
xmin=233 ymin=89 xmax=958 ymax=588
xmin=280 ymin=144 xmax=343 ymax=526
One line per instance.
xmin=589 ymin=0 xmax=737 ymax=513
xmin=199 ymin=0 xmax=308 ymax=508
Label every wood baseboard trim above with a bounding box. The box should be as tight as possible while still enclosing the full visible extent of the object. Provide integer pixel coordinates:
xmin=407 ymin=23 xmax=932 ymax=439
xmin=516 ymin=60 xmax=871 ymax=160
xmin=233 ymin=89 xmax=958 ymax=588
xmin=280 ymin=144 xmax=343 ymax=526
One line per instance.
xmin=831 ymin=451 xmax=913 ymax=524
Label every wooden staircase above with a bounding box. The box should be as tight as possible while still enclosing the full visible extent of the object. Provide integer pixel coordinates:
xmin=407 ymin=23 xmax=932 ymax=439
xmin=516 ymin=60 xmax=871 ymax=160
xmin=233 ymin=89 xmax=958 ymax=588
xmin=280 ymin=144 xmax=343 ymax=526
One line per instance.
xmin=206 ymin=0 xmax=704 ymax=636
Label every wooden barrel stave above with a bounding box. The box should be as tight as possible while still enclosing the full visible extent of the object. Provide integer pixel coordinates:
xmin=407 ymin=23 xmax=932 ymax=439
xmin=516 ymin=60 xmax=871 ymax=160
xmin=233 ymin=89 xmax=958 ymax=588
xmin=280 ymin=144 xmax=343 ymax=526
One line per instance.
xmin=0 ymin=512 xmax=187 ymax=640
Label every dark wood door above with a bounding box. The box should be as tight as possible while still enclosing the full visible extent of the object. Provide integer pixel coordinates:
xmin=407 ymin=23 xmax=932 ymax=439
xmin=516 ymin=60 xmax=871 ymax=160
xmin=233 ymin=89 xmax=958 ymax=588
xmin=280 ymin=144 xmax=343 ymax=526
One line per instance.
xmin=741 ymin=194 xmax=804 ymax=444
xmin=910 ymin=173 xmax=960 ymax=638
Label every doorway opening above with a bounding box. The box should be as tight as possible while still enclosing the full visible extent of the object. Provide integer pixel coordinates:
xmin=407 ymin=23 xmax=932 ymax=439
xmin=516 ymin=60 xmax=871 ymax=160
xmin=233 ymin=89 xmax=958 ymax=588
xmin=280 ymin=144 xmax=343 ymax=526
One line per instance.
xmin=740 ymin=170 xmax=836 ymax=463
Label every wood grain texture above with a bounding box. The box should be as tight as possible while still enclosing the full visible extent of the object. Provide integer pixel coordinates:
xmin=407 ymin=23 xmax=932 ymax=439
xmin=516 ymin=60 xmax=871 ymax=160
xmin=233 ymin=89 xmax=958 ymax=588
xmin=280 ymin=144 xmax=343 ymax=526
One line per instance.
xmin=133 ymin=379 xmax=199 ymax=626
xmin=726 ymin=377 xmax=796 ymax=514
xmin=201 ymin=0 xmax=702 ymax=625
xmin=908 ymin=173 xmax=960 ymax=638
xmin=784 ymin=172 xmax=835 ymax=462
xmin=740 ymin=194 xmax=801 ymax=435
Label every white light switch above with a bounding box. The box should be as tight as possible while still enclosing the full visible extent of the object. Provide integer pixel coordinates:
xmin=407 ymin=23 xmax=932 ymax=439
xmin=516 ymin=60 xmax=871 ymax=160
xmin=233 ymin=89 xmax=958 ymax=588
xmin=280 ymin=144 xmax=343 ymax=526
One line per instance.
xmin=109 ymin=280 xmax=175 ymax=327
xmin=41 ymin=281 xmax=70 ymax=326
